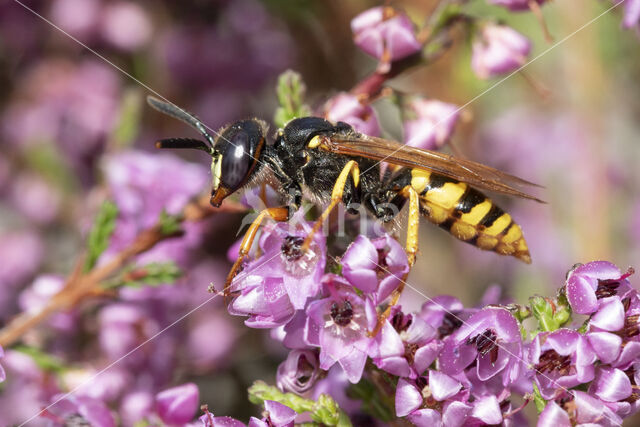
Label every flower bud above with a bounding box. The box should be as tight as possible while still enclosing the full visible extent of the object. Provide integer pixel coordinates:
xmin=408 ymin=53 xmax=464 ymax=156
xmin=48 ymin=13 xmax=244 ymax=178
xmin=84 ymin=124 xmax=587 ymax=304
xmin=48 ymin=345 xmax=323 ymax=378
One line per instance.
xmin=276 ymin=349 xmax=320 ymax=393
xmin=155 ymin=382 xmax=200 ymax=425
xmin=403 ymin=98 xmax=460 ymax=151
xmin=471 ymin=24 xmax=531 ymax=79
xmin=351 ymin=7 xmax=421 ymax=71
xmin=324 ymin=93 xmax=380 ymax=136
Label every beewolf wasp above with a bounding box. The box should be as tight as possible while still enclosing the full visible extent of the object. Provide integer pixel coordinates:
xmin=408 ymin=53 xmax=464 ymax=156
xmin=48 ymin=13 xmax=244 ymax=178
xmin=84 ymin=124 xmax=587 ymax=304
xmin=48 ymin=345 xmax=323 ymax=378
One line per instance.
xmin=148 ymin=96 xmax=542 ymax=331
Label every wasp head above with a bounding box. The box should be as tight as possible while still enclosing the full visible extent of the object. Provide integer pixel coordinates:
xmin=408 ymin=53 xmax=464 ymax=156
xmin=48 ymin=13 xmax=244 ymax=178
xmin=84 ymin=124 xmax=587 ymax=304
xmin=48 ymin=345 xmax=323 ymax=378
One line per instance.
xmin=148 ymin=96 xmax=266 ymax=207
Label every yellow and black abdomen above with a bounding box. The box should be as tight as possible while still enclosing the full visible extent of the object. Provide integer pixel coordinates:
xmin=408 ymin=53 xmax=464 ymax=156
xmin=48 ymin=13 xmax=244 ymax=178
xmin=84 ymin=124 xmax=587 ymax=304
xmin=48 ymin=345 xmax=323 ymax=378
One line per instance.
xmin=410 ymin=169 xmax=531 ymax=263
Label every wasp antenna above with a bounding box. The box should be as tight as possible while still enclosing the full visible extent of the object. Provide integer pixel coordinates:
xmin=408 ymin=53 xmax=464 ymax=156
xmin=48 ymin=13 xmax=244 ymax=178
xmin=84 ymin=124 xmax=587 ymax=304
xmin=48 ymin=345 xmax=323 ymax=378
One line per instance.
xmin=155 ymin=138 xmax=214 ymax=155
xmin=147 ymin=96 xmax=216 ymax=147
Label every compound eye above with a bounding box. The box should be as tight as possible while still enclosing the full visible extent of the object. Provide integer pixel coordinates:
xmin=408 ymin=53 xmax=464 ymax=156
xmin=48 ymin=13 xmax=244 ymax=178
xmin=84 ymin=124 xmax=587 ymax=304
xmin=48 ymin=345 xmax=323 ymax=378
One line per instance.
xmin=216 ymin=119 xmax=264 ymax=193
xmin=221 ymin=131 xmax=251 ymax=190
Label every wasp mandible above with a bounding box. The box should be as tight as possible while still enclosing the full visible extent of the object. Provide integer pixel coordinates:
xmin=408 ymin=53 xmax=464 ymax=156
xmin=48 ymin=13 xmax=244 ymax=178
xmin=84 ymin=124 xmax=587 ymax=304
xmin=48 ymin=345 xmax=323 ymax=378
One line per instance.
xmin=148 ymin=96 xmax=542 ymax=303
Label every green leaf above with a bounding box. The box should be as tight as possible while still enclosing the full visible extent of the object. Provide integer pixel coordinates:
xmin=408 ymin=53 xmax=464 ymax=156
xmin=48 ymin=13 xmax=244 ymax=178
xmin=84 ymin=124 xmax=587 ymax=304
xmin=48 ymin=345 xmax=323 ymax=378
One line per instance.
xmin=14 ymin=346 xmax=66 ymax=373
xmin=104 ymin=262 xmax=183 ymax=289
xmin=532 ymin=383 xmax=547 ymax=413
xmin=112 ymin=88 xmax=143 ymax=148
xmin=248 ymin=381 xmax=352 ymax=427
xmin=158 ymin=210 xmax=183 ymax=236
xmin=274 ymin=70 xmax=312 ymax=128
xmin=84 ymin=201 xmax=119 ymax=272
xmin=530 ymin=296 xmax=572 ymax=333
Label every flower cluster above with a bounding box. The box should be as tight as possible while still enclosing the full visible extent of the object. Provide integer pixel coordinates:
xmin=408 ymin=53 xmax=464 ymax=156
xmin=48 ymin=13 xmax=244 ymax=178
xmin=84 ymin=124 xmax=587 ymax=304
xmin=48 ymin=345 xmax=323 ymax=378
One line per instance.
xmin=220 ymin=216 xmax=640 ymax=427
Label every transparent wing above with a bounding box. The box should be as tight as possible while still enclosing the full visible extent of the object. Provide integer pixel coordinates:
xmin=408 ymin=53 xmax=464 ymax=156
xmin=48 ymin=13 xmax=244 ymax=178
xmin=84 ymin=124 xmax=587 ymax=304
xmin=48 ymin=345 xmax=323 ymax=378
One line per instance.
xmin=325 ymin=134 xmax=544 ymax=202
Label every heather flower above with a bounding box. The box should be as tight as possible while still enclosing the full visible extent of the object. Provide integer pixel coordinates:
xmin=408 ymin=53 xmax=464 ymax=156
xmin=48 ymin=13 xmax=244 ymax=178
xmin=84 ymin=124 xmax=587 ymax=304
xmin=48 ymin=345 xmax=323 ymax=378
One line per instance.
xmin=0 ymin=346 xmax=4 ymax=383
xmin=304 ymin=275 xmax=376 ymax=383
xmin=403 ymin=98 xmax=460 ymax=151
xmin=540 ymin=391 xmax=623 ymax=426
xmin=156 ymin=383 xmax=200 ymax=425
xmin=565 ymin=261 xmax=633 ymax=315
xmin=371 ymin=310 xmax=441 ymax=378
xmin=229 ymin=217 xmax=326 ymax=327
xmin=439 ymin=307 xmax=524 ymax=387
xmin=471 ymin=24 xmax=531 ymax=79
xmin=248 ymin=400 xmax=296 ymax=427
xmin=324 ymin=93 xmax=381 ymax=136
xmin=341 ymin=234 xmax=409 ymax=300
xmin=9 ymin=173 xmax=62 ymax=225
xmin=98 ymin=303 xmax=157 ymax=361
xmin=50 ymin=0 xmax=101 ymax=39
xmin=622 ymin=0 xmax=640 ymax=30
xmin=103 ymin=150 xmax=208 ymax=265
xmin=488 ymin=0 xmax=547 ymax=11
xmin=589 ymin=366 xmax=633 ymax=403
xmin=395 ymin=373 xmax=464 ymax=422
xmin=200 ymin=411 xmax=246 ymax=427
xmin=101 ymin=2 xmax=152 ymax=51
xmin=351 ymin=6 xmax=421 ymax=72
xmin=277 ymin=349 xmax=321 ymax=393
xmin=19 ymin=275 xmax=76 ymax=332
xmin=120 ymin=390 xmax=155 ymax=426
xmin=419 ymin=295 xmax=472 ymax=339
xmin=529 ymin=329 xmax=596 ymax=400
xmin=44 ymin=395 xmax=116 ymax=427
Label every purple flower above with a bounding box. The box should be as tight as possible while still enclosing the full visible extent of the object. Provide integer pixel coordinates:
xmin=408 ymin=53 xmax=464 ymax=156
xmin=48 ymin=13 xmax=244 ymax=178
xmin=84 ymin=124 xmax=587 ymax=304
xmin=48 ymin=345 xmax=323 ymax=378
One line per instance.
xmin=44 ymin=395 xmax=116 ymax=427
xmin=304 ymin=275 xmax=376 ymax=383
xmin=565 ymin=261 xmax=633 ymax=314
xmin=488 ymin=0 xmax=547 ymax=11
xmin=471 ymin=24 xmax=531 ymax=79
xmin=351 ymin=6 xmax=421 ymax=72
xmin=229 ymin=216 xmax=326 ymax=327
xmin=622 ymin=0 xmax=640 ymax=30
xmin=419 ymin=295 xmax=472 ymax=339
xmin=589 ymin=366 xmax=633 ymax=403
xmin=98 ymin=303 xmax=157 ymax=361
xmin=371 ymin=310 xmax=441 ymax=378
xmin=540 ymin=391 xmax=623 ymax=426
xmin=538 ymin=400 xmax=571 ymax=427
xmin=103 ymin=150 xmax=208 ymax=265
xmin=9 ymin=173 xmax=61 ymax=225
xmin=341 ymin=234 xmax=409 ymax=300
xmin=100 ymin=2 xmax=152 ymax=51
xmin=248 ymin=400 xmax=296 ymax=427
xmin=324 ymin=93 xmax=381 ymax=136
xmin=0 ymin=346 xmax=4 ymax=383
xmin=403 ymin=98 xmax=460 ymax=151
xmin=277 ymin=349 xmax=320 ymax=394
xmin=156 ymin=383 xmax=200 ymax=425
xmin=200 ymin=406 xmax=246 ymax=427
xmin=120 ymin=390 xmax=154 ymax=426
xmin=439 ymin=307 xmax=524 ymax=387
xmin=50 ymin=0 xmax=101 ymax=39
xmin=395 ymin=373 xmax=464 ymax=422
xmin=19 ymin=275 xmax=76 ymax=332
xmin=529 ymin=329 xmax=596 ymax=400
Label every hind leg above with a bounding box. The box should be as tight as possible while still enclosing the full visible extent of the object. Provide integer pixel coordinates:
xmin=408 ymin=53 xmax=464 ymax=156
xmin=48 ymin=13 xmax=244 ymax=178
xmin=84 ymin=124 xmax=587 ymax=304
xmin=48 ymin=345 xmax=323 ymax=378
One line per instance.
xmin=369 ymin=185 xmax=419 ymax=336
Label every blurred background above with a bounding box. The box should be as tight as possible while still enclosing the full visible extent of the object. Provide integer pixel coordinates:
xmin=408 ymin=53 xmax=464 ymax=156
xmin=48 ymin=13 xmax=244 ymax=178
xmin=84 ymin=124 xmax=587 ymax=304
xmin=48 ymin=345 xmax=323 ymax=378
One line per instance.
xmin=0 ymin=0 xmax=639 ymax=424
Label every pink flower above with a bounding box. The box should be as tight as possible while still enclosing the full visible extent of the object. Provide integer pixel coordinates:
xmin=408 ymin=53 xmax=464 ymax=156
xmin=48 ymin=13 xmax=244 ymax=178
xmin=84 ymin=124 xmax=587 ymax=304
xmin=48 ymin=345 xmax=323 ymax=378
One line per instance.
xmin=324 ymin=93 xmax=381 ymax=136
xmin=351 ymin=6 xmax=421 ymax=71
xmin=471 ymin=24 xmax=531 ymax=79
xmin=488 ymin=0 xmax=547 ymax=11
xmin=403 ymin=98 xmax=460 ymax=151
xmin=101 ymin=2 xmax=153 ymax=51
xmin=156 ymin=383 xmax=200 ymax=425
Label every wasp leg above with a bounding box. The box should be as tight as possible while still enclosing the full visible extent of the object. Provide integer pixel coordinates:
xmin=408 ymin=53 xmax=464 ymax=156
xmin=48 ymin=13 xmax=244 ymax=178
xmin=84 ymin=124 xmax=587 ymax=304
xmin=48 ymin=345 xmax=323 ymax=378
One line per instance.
xmin=301 ymin=160 xmax=360 ymax=252
xmin=224 ymin=207 xmax=290 ymax=299
xmin=369 ymin=185 xmax=419 ymax=337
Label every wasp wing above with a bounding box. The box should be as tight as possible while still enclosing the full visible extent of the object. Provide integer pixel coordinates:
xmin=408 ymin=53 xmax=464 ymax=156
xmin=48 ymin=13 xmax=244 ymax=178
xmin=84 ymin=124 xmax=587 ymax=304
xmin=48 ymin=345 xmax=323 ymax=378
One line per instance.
xmin=325 ymin=134 xmax=544 ymax=202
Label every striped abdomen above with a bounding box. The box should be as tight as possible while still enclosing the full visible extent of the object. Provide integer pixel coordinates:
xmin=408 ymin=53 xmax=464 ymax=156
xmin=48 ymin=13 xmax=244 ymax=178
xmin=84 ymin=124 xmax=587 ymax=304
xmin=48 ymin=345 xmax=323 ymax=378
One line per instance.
xmin=410 ymin=169 xmax=531 ymax=263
